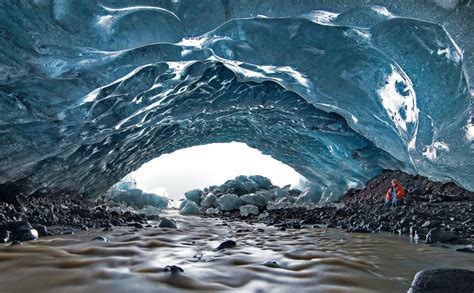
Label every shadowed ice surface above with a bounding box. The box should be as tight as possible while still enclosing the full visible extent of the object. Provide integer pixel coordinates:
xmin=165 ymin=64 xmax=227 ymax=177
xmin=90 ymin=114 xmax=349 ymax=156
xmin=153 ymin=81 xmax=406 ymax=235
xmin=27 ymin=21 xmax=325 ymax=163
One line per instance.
xmin=0 ymin=1 xmax=472 ymax=201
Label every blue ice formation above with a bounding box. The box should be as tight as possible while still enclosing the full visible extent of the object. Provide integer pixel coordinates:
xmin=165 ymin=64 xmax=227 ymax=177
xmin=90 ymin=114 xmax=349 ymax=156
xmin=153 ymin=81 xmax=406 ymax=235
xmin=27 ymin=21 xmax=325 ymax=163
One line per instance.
xmin=0 ymin=1 xmax=472 ymax=202
xmin=108 ymin=179 xmax=169 ymax=209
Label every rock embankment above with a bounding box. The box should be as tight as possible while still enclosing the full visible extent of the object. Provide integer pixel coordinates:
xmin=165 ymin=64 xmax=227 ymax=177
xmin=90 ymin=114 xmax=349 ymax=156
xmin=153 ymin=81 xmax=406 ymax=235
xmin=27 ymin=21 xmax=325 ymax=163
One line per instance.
xmin=0 ymin=196 xmax=161 ymax=243
xmin=203 ymin=171 xmax=474 ymax=247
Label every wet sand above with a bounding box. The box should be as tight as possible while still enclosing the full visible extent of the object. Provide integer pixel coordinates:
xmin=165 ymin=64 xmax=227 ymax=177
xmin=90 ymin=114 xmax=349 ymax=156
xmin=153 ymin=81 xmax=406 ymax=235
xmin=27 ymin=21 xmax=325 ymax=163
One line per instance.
xmin=0 ymin=210 xmax=472 ymax=293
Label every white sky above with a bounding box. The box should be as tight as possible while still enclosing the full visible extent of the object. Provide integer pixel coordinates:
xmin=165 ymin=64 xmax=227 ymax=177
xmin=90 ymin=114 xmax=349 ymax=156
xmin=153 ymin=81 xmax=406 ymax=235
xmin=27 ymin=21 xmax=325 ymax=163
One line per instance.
xmin=129 ymin=142 xmax=302 ymax=199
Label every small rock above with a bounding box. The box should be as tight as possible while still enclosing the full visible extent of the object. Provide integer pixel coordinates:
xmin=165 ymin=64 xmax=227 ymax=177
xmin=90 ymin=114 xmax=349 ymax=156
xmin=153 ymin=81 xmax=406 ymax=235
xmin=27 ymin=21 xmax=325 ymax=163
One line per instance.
xmin=163 ymin=265 xmax=184 ymax=274
xmin=217 ymin=240 xmax=236 ymax=250
xmin=159 ymin=218 xmax=177 ymax=229
xmin=91 ymin=236 xmax=108 ymax=242
xmin=421 ymin=221 xmax=431 ymax=228
xmin=263 ymin=260 xmax=280 ymax=268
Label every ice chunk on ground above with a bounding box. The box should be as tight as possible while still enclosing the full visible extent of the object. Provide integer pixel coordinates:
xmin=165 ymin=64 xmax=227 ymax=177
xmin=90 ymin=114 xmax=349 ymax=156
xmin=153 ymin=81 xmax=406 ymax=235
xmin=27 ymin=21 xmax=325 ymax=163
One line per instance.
xmin=294 ymin=187 xmax=322 ymax=207
xmin=217 ymin=193 xmax=244 ymax=211
xmin=109 ymin=188 xmax=168 ymax=209
xmin=249 ymin=175 xmax=273 ymax=189
xmin=240 ymin=193 xmax=268 ymax=207
xmin=256 ymin=190 xmax=275 ymax=201
xmin=240 ymin=204 xmax=259 ymax=217
xmin=267 ymin=197 xmax=293 ymax=210
xmin=273 ymin=187 xmax=290 ymax=198
xmin=220 ymin=176 xmax=258 ymax=195
xmin=179 ymin=199 xmax=201 ymax=215
xmin=201 ymin=192 xmax=217 ymax=209
xmin=184 ymin=189 xmax=203 ymax=204
xmin=205 ymin=207 xmax=219 ymax=215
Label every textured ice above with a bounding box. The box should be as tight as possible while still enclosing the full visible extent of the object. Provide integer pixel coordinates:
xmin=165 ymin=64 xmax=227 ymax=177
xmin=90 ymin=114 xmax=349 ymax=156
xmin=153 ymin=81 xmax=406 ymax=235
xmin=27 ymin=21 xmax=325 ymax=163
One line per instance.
xmin=294 ymin=187 xmax=323 ymax=207
xmin=239 ymin=204 xmax=259 ymax=217
xmin=109 ymin=188 xmax=169 ymax=209
xmin=217 ymin=194 xmax=244 ymax=211
xmin=179 ymin=199 xmax=201 ymax=215
xmin=240 ymin=193 xmax=268 ymax=207
xmin=0 ymin=1 xmax=472 ymax=202
xmin=184 ymin=189 xmax=203 ymax=204
xmin=248 ymin=175 xmax=273 ymax=189
xmin=201 ymin=192 xmax=217 ymax=209
xmin=108 ymin=177 xmax=168 ymax=209
xmin=273 ymin=188 xmax=290 ymax=199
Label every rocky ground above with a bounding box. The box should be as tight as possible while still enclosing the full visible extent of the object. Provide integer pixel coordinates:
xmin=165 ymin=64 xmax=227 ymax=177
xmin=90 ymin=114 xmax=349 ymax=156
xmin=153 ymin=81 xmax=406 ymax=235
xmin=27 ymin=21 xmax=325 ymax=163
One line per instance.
xmin=1 ymin=170 xmax=473 ymax=252
xmin=203 ymin=171 xmax=474 ymax=249
xmin=0 ymin=196 xmax=160 ymax=243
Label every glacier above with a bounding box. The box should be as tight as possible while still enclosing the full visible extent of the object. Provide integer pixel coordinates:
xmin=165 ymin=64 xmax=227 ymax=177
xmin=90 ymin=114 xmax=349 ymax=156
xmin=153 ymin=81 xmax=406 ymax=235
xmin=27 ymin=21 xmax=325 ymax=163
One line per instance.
xmin=0 ymin=0 xmax=472 ymax=202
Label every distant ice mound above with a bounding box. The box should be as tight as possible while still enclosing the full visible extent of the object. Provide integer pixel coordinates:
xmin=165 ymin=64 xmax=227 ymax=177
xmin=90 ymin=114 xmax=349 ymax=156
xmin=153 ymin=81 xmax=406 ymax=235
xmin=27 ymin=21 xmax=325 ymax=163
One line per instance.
xmin=0 ymin=1 xmax=472 ymax=202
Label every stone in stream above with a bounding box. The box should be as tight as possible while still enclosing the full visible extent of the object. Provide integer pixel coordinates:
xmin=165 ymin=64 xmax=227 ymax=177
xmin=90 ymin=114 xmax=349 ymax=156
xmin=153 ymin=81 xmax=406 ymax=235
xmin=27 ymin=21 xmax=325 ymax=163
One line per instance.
xmin=159 ymin=217 xmax=177 ymax=229
xmin=456 ymin=247 xmax=474 ymax=253
xmin=408 ymin=268 xmax=474 ymax=293
xmin=163 ymin=265 xmax=184 ymax=274
xmin=91 ymin=236 xmax=109 ymax=242
xmin=425 ymin=228 xmax=457 ymax=244
xmin=263 ymin=260 xmax=280 ymax=268
xmin=3 ymin=221 xmax=38 ymax=242
xmin=217 ymin=240 xmax=237 ymax=250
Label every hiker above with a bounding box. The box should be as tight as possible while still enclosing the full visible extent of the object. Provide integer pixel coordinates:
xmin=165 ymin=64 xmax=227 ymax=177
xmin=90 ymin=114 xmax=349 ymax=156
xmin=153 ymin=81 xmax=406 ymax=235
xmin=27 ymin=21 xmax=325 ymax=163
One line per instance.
xmin=385 ymin=179 xmax=405 ymax=207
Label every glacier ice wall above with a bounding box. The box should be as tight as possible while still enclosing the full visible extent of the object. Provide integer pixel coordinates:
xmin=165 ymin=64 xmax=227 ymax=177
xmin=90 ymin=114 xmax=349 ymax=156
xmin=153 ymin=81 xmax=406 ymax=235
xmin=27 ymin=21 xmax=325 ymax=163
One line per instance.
xmin=0 ymin=0 xmax=472 ymax=201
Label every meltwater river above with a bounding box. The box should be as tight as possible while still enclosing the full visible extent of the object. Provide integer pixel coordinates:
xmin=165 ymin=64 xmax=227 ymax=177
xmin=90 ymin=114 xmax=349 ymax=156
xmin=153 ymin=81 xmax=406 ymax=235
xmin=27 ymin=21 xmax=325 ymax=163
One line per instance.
xmin=0 ymin=210 xmax=472 ymax=293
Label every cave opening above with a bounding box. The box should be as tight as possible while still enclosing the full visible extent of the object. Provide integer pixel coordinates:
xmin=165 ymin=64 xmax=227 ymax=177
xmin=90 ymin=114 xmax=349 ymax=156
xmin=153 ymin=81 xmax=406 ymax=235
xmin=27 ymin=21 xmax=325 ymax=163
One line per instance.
xmin=111 ymin=142 xmax=306 ymax=201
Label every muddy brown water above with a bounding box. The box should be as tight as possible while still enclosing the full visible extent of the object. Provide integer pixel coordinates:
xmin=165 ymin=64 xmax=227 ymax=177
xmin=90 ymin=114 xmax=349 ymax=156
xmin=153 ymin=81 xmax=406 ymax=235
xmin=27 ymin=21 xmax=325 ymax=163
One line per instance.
xmin=0 ymin=210 xmax=472 ymax=293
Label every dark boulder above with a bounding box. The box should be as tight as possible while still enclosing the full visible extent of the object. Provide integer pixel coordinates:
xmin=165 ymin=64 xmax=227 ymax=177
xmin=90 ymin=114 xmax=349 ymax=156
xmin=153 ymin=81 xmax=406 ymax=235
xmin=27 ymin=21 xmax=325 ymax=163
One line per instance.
xmin=3 ymin=221 xmax=38 ymax=242
xmin=408 ymin=268 xmax=474 ymax=293
xmin=426 ymin=228 xmax=457 ymax=244
xmin=163 ymin=265 xmax=184 ymax=274
xmin=159 ymin=218 xmax=177 ymax=229
xmin=33 ymin=225 xmax=50 ymax=237
xmin=217 ymin=240 xmax=236 ymax=250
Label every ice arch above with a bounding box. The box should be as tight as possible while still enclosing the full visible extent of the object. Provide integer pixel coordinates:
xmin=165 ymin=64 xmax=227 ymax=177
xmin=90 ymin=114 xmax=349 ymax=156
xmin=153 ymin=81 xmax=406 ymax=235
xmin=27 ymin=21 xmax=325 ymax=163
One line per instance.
xmin=0 ymin=2 xmax=472 ymax=201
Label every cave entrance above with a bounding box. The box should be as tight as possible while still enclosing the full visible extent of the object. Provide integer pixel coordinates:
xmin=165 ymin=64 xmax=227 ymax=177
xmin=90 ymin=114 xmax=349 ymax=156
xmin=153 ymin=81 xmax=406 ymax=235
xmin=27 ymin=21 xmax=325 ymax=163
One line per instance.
xmin=115 ymin=142 xmax=305 ymax=200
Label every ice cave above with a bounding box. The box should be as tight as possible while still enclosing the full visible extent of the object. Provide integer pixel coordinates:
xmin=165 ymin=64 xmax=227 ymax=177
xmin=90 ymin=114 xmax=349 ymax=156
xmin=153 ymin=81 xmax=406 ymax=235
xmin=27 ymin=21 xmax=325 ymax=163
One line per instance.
xmin=0 ymin=1 xmax=473 ymax=292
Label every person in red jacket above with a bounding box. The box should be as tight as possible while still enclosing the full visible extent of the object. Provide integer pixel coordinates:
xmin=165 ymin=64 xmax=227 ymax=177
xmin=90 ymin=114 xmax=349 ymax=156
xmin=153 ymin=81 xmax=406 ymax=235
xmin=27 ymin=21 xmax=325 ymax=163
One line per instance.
xmin=385 ymin=179 xmax=406 ymax=207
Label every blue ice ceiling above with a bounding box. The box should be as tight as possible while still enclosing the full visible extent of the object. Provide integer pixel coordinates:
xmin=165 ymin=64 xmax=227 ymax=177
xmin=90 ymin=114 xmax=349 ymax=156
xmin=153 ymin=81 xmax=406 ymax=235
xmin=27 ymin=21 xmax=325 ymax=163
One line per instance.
xmin=0 ymin=0 xmax=472 ymax=201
